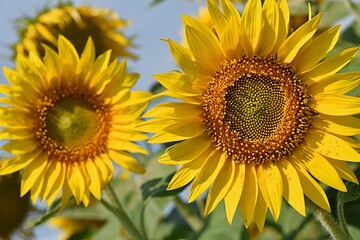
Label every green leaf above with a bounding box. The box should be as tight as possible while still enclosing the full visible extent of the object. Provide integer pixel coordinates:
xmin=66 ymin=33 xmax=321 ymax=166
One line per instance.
xmin=141 ymin=172 xmax=188 ymax=202
xmin=338 ymin=170 xmax=360 ymax=204
xmin=149 ymin=0 xmax=167 ymax=7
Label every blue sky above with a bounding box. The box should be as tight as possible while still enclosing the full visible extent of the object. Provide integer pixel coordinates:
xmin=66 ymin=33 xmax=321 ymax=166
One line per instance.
xmin=0 ymin=0 xmax=203 ymax=239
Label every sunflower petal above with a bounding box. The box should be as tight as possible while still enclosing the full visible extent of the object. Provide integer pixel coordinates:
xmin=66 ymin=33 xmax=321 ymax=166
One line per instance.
xmin=240 ymin=164 xmax=258 ymax=228
xmin=306 ymin=128 xmax=360 ymax=162
xmin=278 ymin=159 xmax=305 ymax=216
xmin=278 ymin=14 xmax=321 ymax=63
xmin=158 ymin=134 xmax=212 ymax=165
xmin=293 ymin=25 xmax=340 ymax=72
xmin=205 ymin=159 xmax=235 ymax=215
xmin=243 ymin=0 xmax=262 ymax=51
xmin=311 ymin=115 xmax=360 ymax=136
xmin=326 ymin=158 xmax=358 ymax=184
xmin=109 ymin=150 xmax=145 ymax=174
xmin=224 ymin=163 xmax=246 ymax=224
xmin=257 ymin=162 xmax=283 ymax=221
xmin=188 ymin=150 xmax=226 ymax=202
xmin=310 ymin=94 xmax=360 ymax=116
xmin=291 ymin=158 xmax=330 ymax=212
xmin=302 ymin=47 xmax=359 ymax=85
xmin=253 ymin=187 xmax=267 ymax=232
xmin=293 ymin=145 xmax=346 ymax=191
xmin=309 ymin=72 xmax=360 ymax=96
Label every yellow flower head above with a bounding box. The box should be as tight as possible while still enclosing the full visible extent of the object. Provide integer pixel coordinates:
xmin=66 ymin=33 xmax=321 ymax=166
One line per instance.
xmin=0 ymin=171 xmax=31 ymax=239
xmin=140 ymin=0 xmax=360 ymax=231
xmin=0 ymin=36 xmax=150 ymax=206
xmin=15 ymin=4 xmax=137 ymax=60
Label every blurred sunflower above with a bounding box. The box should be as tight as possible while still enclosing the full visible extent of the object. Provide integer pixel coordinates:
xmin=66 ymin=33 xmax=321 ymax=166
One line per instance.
xmin=140 ymin=0 xmax=360 ymax=231
xmin=49 ymin=216 xmax=105 ymax=240
xmin=15 ymin=3 xmax=137 ymax=60
xmin=0 ymin=36 xmax=150 ymax=206
xmin=0 ymin=171 xmax=31 ymax=239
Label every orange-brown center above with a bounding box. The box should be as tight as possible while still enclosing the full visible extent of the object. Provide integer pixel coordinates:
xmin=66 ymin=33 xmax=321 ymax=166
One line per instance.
xmin=34 ymin=88 xmax=111 ymax=162
xmin=202 ymin=56 xmax=311 ymax=164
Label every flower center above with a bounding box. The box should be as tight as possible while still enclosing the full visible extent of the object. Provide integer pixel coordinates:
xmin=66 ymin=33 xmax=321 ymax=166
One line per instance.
xmin=35 ymin=88 xmax=111 ymax=162
xmin=202 ymin=56 xmax=311 ymax=164
xmin=225 ymin=74 xmax=285 ymax=141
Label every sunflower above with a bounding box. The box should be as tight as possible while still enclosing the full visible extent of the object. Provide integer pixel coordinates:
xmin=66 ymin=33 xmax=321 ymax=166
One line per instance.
xmin=15 ymin=4 xmax=136 ymax=60
xmin=0 ymin=36 xmax=150 ymax=206
xmin=49 ymin=216 xmax=105 ymax=240
xmin=140 ymin=0 xmax=360 ymax=230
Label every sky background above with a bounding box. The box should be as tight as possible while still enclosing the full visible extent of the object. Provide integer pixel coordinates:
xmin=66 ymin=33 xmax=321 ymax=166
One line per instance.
xmin=0 ymin=0 xmax=204 ymax=238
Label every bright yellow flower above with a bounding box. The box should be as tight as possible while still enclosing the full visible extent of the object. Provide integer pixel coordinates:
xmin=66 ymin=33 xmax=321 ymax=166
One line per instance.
xmin=0 ymin=36 xmax=150 ymax=206
xmin=140 ymin=0 xmax=360 ymax=231
xmin=15 ymin=4 xmax=137 ymax=60
xmin=0 ymin=171 xmax=31 ymax=239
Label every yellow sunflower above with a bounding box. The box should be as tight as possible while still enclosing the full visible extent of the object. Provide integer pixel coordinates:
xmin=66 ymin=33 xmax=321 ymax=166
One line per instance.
xmin=15 ymin=4 xmax=136 ymax=60
xmin=140 ymin=0 xmax=360 ymax=230
xmin=0 ymin=36 xmax=150 ymax=206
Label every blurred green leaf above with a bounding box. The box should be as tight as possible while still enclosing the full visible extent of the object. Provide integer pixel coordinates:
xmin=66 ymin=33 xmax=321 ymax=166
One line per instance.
xmin=338 ymin=170 xmax=360 ymax=204
xmin=150 ymin=82 xmax=165 ymax=94
xmin=149 ymin=0 xmax=167 ymax=7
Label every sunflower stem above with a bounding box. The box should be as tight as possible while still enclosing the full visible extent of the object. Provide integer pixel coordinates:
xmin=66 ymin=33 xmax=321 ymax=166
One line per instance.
xmin=336 ymin=198 xmax=351 ymax=237
xmin=306 ymin=198 xmax=350 ymax=240
xmin=343 ymin=0 xmax=360 ymax=26
xmin=102 ymin=184 xmax=145 ymax=240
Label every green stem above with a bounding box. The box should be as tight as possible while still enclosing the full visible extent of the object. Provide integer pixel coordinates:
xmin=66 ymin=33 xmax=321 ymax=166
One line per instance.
xmin=337 ymin=199 xmax=351 ymax=237
xmin=306 ymin=198 xmax=350 ymax=240
xmin=102 ymin=184 xmax=145 ymax=240
xmin=174 ymin=196 xmax=204 ymax=232
xmin=343 ymin=0 xmax=360 ymax=26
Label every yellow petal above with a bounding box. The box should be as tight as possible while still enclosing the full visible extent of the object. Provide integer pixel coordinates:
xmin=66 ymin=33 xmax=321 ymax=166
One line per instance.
xmin=167 ymin=151 xmax=209 ymax=190
xmin=273 ymin=0 xmax=289 ymax=51
xmin=108 ymin=140 xmax=148 ymax=155
xmin=41 ymin=160 xmax=62 ymax=201
xmin=240 ymin=164 xmax=258 ymax=228
xmin=188 ymin=150 xmax=226 ymax=202
xmin=309 ymin=72 xmax=360 ymax=96
xmin=158 ymin=134 xmax=212 ymax=165
xmin=67 ymin=163 xmax=86 ymax=204
xmin=148 ymin=118 xmax=206 ymax=144
xmin=290 ymin=158 xmax=330 ymax=212
xmin=302 ymin=47 xmax=359 ymax=85
xmin=243 ymin=0 xmax=262 ymax=52
xmin=278 ymin=14 xmax=321 ymax=63
xmin=277 ymin=159 xmax=305 ymax=216
xmin=205 ymin=159 xmax=235 ymax=215
xmin=220 ymin=13 xmax=242 ymax=59
xmin=153 ymin=72 xmax=206 ymax=96
xmin=311 ymin=115 xmax=360 ymax=136
xmin=142 ymin=102 xmax=201 ymax=119
xmin=224 ymin=163 xmax=246 ymax=224
xmin=206 ymin=0 xmax=226 ymax=37
xmin=109 ymin=129 xmax=148 ymax=142
xmin=253 ymin=187 xmax=267 ymax=232
xmin=259 ymin=0 xmax=278 ymax=55
xmin=293 ymin=145 xmax=346 ymax=191
xmin=310 ymin=94 xmax=360 ymax=116
xmin=185 ymin=24 xmax=225 ymax=74
xmin=109 ymin=150 xmax=145 ymax=174
xmin=136 ymin=118 xmax=177 ymax=133
xmin=58 ymin=35 xmax=79 ymax=66
xmin=326 ymin=157 xmax=358 ymax=184
xmin=257 ymin=162 xmax=283 ymax=221
xmin=0 ymin=149 xmax=42 ymax=175
xmin=20 ymin=153 xmax=48 ymax=197
xmin=46 ymin=162 xmax=66 ymax=205
xmin=168 ymin=39 xmax=210 ymax=76
xmin=293 ymin=25 xmax=340 ymax=73
xmin=305 ymin=128 xmax=360 ymax=162
xmin=2 ymin=139 xmax=38 ymax=155
xmin=85 ymin=159 xmax=102 ymax=199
